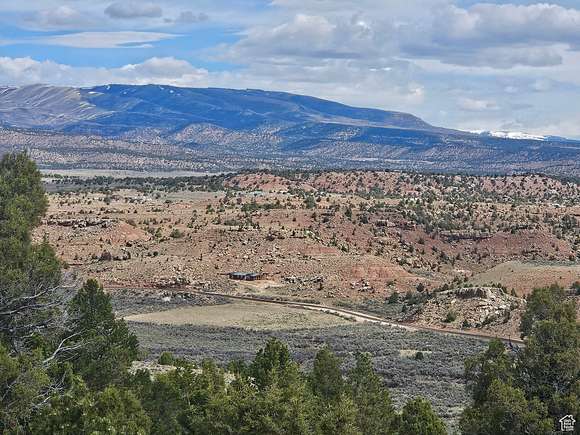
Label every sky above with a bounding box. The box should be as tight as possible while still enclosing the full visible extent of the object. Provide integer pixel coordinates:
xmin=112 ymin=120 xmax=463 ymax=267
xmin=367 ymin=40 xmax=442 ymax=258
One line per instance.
xmin=1 ymin=1 xmax=580 ymax=137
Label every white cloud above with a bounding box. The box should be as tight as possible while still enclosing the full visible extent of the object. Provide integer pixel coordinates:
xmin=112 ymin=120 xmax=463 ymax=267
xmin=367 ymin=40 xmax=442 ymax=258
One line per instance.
xmin=400 ymin=3 xmax=580 ymax=68
xmin=432 ymin=3 xmax=580 ymax=46
xmin=226 ymin=13 xmax=390 ymax=63
xmin=104 ymin=2 xmax=163 ymax=19
xmin=37 ymin=31 xmax=178 ymax=49
xmin=231 ymin=14 xmax=333 ymax=59
xmin=0 ymin=57 xmax=71 ymax=85
xmin=171 ymin=11 xmax=209 ymax=24
xmin=36 ymin=5 xmax=84 ymax=26
xmin=446 ymin=45 xmax=564 ymax=69
xmin=532 ymin=78 xmax=553 ymax=92
xmin=0 ymin=56 xmax=208 ymax=87
xmin=221 ymin=2 xmax=580 ymax=75
xmin=24 ymin=5 xmax=96 ymax=30
xmin=457 ymin=97 xmax=499 ymax=112
xmin=118 ymin=57 xmax=209 ymax=84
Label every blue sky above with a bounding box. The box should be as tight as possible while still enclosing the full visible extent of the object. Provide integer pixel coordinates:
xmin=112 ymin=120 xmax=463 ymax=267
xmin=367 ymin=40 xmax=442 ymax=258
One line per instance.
xmin=1 ymin=0 xmax=580 ymax=137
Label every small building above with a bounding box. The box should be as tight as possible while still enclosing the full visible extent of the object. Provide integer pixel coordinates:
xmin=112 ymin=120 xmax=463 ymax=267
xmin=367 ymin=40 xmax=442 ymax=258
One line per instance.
xmin=228 ymin=272 xmax=264 ymax=281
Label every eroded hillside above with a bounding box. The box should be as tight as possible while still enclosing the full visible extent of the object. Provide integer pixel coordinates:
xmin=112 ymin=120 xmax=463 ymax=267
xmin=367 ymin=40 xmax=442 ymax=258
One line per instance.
xmin=34 ymin=170 xmax=579 ymax=339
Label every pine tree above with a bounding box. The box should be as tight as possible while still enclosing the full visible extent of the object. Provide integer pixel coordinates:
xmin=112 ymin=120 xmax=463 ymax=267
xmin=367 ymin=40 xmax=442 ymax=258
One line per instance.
xmin=347 ymin=352 xmax=396 ymax=435
xmin=309 ymin=346 xmax=344 ymax=402
xmin=399 ymin=397 xmax=447 ymax=435
xmin=66 ymin=279 xmax=139 ymax=390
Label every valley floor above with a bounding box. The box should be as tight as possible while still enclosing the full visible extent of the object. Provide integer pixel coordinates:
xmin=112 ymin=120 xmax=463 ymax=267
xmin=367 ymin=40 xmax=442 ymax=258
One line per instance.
xmin=116 ymin=291 xmax=487 ymax=430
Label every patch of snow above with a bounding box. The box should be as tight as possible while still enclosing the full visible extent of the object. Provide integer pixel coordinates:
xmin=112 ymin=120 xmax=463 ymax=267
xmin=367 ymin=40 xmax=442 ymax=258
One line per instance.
xmin=470 ymin=130 xmax=547 ymax=141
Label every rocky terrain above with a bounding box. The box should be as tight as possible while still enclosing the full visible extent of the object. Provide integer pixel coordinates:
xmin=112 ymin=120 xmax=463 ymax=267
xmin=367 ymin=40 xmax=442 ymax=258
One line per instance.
xmin=404 ymin=287 xmax=525 ymax=336
xmin=34 ymin=169 xmax=579 ymax=340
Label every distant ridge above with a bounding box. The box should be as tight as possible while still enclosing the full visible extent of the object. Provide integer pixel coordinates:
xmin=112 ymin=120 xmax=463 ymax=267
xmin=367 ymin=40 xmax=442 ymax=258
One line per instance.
xmin=0 ymin=84 xmax=435 ymax=132
xmin=0 ymin=84 xmax=578 ymax=176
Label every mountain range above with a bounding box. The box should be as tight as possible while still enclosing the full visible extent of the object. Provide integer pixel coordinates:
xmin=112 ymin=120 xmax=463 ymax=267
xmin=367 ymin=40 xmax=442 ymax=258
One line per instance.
xmin=0 ymin=84 xmax=578 ymax=176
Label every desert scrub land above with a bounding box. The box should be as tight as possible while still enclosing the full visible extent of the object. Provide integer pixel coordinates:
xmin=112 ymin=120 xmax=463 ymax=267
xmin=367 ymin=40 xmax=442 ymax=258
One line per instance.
xmin=37 ymin=169 xmax=579 ymax=341
xmin=469 ymin=260 xmax=580 ymax=291
xmin=110 ymin=288 xmax=229 ymax=317
xmin=38 ymin=170 xmax=579 ymax=296
xmin=108 ymin=288 xmax=489 ymax=427
xmin=125 ymin=309 xmax=487 ymax=427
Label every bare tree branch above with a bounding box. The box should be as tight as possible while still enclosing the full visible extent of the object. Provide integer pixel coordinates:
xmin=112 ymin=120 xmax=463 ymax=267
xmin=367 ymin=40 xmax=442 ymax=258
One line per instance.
xmin=42 ymin=331 xmax=85 ymax=366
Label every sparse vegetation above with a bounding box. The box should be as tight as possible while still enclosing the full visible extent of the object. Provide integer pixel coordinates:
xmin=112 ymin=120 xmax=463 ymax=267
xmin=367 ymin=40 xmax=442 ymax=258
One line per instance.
xmin=444 ymin=310 xmax=457 ymax=323
xmin=3 ymin=155 xmax=579 ymax=433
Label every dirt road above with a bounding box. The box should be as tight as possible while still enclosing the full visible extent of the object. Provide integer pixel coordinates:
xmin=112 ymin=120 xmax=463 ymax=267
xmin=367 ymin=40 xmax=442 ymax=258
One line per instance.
xmin=186 ymin=289 xmax=525 ymax=345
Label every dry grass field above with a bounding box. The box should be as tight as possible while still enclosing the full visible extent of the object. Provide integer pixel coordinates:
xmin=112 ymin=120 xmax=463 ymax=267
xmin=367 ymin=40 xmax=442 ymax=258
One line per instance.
xmin=469 ymin=260 xmax=580 ymax=294
xmin=125 ymin=300 xmax=351 ymax=330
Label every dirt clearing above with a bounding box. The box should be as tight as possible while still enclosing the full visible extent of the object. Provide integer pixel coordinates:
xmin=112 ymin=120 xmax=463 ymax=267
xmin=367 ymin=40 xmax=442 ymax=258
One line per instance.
xmin=469 ymin=261 xmax=580 ymax=295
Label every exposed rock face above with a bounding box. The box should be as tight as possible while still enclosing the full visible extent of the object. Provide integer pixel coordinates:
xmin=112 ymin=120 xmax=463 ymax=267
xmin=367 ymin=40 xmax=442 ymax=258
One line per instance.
xmin=44 ymin=218 xmax=115 ymax=229
xmin=153 ymin=276 xmax=191 ymax=289
xmin=408 ymin=287 xmax=525 ymax=335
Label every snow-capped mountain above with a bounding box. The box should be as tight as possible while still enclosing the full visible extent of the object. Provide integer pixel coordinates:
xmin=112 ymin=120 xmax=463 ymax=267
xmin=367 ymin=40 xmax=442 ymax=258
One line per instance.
xmin=470 ymin=130 xmax=547 ymax=141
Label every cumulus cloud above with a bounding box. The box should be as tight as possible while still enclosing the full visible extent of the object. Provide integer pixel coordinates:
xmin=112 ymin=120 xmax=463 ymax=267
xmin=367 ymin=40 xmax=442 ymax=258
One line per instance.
xmin=400 ymin=2 xmax=580 ymax=68
xmin=223 ymin=2 xmax=580 ymax=72
xmin=431 ymin=3 xmax=580 ymax=46
xmin=227 ymin=14 xmax=389 ymax=63
xmin=0 ymin=56 xmax=208 ymax=88
xmin=105 ymin=2 xmax=163 ymax=19
xmin=245 ymin=2 xmax=580 ymax=70
xmin=24 ymin=5 xmax=95 ymax=30
xmin=118 ymin=57 xmax=208 ymax=84
xmin=0 ymin=57 xmax=72 ymax=85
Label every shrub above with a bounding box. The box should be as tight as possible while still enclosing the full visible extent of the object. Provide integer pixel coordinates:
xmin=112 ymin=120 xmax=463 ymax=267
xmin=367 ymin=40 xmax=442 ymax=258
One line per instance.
xmin=387 ymin=291 xmax=399 ymax=304
xmin=444 ymin=310 xmax=457 ymax=323
xmin=158 ymin=351 xmax=175 ymax=365
xmin=170 ymin=229 xmax=184 ymax=239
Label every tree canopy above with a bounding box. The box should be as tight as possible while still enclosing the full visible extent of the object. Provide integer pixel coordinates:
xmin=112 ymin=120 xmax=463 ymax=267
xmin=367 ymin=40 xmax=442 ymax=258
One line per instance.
xmin=461 ymin=285 xmax=579 ymax=434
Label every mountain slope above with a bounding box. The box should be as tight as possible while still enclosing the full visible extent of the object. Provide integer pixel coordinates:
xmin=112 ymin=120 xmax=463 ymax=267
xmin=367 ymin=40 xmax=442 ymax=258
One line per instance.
xmin=0 ymin=84 xmax=578 ymax=176
xmin=0 ymin=84 xmax=434 ymax=133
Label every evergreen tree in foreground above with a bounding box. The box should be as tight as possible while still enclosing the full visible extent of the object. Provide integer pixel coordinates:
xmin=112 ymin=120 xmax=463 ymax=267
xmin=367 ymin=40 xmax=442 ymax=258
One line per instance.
xmin=461 ymin=285 xmax=579 ymax=434
xmin=1 ymin=153 xmax=140 ymax=432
